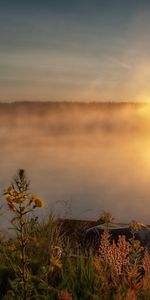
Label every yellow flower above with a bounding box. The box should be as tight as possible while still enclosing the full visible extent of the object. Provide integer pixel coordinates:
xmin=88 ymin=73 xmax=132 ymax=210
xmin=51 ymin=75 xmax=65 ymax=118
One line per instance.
xmin=30 ymin=194 xmax=37 ymax=201
xmin=13 ymin=192 xmax=25 ymax=204
xmin=34 ymin=198 xmax=44 ymax=208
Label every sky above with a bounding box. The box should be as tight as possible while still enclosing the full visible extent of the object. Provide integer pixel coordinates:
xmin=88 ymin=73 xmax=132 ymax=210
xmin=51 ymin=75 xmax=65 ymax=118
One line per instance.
xmin=1 ymin=0 xmax=150 ymax=102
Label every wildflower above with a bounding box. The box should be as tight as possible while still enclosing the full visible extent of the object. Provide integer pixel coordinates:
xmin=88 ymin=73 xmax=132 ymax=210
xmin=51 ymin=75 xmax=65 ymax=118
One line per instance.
xmin=30 ymin=194 xmax=37 ymax=201
xmin=109 ymin=236 xmax=130 ymax=275
xmin=3 ymin=169 xmax=45 ymax=300
xmin=13 ymin=192 xmax=25 ymax=204
xmin=99 ymin=229 xmax=111 ymax=258
xmin=34 ymin=198 xmax=44 ymax=207
xmin=100 ymin=232 xmax=130 ymax=276
xmin=30 ymin=194 xmax=44 ymax=207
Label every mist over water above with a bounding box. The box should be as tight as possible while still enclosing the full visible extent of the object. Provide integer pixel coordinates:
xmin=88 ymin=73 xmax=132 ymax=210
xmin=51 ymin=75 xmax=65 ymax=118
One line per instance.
xmin=1 ymin=102 xmax=150 ymax=227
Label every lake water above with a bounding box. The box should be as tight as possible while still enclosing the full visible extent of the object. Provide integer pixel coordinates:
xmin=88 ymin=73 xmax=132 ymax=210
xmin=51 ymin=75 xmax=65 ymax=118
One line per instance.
xmin=1 ymin=102 xmax=150 ymax=227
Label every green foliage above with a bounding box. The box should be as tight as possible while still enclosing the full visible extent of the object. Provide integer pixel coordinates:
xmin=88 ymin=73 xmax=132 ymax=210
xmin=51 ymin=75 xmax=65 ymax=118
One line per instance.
xmin=61 ymin=250 xmax=100 ymax=300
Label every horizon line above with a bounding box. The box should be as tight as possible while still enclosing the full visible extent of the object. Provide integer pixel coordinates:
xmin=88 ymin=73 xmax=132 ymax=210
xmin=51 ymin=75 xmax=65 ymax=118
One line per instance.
xmin=0 ymin=100 xmax=150 ymax=105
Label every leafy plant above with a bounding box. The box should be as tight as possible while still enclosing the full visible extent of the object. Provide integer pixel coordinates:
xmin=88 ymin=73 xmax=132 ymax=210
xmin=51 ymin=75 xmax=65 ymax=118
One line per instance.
xmin=4 ymin=169 xmax=44 ymax=300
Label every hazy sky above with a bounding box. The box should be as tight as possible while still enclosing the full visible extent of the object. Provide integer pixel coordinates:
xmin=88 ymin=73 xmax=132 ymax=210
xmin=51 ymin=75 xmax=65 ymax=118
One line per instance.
xmin=1 ymin=0 xmax=150 ymax=102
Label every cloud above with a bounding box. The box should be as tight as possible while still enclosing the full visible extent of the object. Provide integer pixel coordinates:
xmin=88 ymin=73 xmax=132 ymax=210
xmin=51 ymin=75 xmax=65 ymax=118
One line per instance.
xmin=106 ymin=56 xmax=131 ymax=70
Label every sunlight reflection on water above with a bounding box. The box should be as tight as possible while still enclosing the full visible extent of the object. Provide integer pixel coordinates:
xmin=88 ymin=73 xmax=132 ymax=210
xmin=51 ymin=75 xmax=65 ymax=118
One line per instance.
xmin=1 ymin=103 xmax=150 ymax=229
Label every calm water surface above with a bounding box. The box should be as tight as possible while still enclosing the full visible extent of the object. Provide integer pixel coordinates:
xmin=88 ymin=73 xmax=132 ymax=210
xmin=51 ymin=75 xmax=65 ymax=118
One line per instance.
xmin=1 ymin=102 xmax=150 ymax=228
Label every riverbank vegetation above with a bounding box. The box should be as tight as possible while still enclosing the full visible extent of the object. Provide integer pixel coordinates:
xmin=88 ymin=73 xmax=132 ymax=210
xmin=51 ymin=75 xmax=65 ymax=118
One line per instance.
xmin=1 ymin=170 xmax=150 ymax=299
